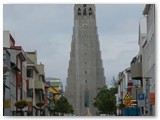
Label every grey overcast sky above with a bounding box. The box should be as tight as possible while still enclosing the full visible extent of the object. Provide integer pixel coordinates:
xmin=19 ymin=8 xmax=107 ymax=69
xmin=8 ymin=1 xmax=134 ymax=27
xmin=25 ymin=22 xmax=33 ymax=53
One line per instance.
xmin=3 ymin=4 xmax=145 ymax=89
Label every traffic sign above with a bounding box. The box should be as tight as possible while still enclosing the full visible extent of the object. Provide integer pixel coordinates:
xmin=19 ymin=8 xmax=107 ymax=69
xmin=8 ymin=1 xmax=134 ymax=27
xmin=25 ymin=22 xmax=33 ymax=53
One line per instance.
xmin=131 ymin=99 xmax=137 ymax=106
xmin=138 ymin=93 xmax=145 ymax=107
xmin=125 ymin=99 xmax=131 ymax=107
xmin=124 ymin=92 xmax=132 ymax=100
xmin=138 ymin=93 xmax=145 ymax=100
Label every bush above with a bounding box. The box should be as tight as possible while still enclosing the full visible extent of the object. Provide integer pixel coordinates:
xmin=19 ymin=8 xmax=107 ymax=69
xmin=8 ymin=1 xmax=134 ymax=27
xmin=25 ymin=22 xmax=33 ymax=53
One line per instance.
xmin=36 ymin=101 xmax=44 ymax=108
xmin=14 ymin=100 xmax=28 ymax=110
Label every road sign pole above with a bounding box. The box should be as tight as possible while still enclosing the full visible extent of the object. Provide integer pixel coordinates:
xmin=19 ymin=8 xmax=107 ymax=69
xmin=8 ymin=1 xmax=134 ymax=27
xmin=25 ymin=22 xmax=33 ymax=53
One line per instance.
xmin=135 ymin=85 xmax=139 ymax=116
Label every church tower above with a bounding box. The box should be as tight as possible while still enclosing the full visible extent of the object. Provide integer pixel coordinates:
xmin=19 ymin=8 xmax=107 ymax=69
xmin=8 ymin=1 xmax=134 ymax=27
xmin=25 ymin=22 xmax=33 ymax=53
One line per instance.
xmin=65 ymin=4 xmax=106 ymax=116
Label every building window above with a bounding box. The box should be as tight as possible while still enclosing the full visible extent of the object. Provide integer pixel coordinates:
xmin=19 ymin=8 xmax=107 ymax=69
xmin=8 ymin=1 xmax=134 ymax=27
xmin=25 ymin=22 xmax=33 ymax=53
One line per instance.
xmin=85 ymin=71 xmax=87 ymax=74
xmin=27 ymin=89 xmax=33 ymax=97
xmin=78 ymin=8 xmax=81 ymax=15
xmin=89 ymin=8 xmax=92 ymax=15
xmin=39 ymin=75 xmax=44 ymax=81
xmin=85 ymin=80 xmax=87 ymax=83
xmin=83 ymin=4 xmax=87 ymax=7
xmin=27 ymin=69 xmax=33 ymax=78
xmin=83 ymin=8 xmax=87 ymax=15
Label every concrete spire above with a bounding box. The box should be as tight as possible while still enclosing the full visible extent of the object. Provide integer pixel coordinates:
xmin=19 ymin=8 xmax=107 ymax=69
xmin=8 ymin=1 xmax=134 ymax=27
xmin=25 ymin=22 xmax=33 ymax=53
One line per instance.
xmin=65 ymin=4 xmax=106 ymax=116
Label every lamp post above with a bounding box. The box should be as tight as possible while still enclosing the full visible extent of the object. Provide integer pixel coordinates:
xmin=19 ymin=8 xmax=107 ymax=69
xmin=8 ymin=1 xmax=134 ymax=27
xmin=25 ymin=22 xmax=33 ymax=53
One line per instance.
xmin=135 ymin=85 xmax=138 ymax=116
xmin=143 ymin=77 xmax=152 ymax=116
xmin=31 ymin=89 xmax=33 ymax=116
xmin=145 ymin=78 xmax=150 ymax=116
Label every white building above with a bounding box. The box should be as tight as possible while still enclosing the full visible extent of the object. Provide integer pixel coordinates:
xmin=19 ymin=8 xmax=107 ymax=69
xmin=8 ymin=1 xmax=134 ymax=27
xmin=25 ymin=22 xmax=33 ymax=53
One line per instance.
xmin=130 ymin=4 xmax=155 ymax=116
xmin=142 ymin=4 xmax=155 ymax=116
xmin=3 ymin=31 xmax=27 ymax=116
xmin=117 ymin=67 xmax=142 ymax=115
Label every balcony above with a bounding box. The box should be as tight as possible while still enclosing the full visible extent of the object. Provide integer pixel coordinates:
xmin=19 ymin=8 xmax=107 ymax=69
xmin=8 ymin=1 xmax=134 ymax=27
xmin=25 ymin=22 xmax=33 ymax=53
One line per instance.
xmin=131 ymin=61 xmax=142 ymax=80
xmin=3 ymin=49 xmax=11 ymax=74
xmin=34 ymin=80 xmax=44 ymax=91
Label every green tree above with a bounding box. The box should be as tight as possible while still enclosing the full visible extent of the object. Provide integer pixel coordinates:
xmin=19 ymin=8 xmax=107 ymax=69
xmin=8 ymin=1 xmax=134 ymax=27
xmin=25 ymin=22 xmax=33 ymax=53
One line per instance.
xmin=54 ymin=96 xmax=74 ymax=115
xmin=93 ymin=86 xmax=117 ymax=115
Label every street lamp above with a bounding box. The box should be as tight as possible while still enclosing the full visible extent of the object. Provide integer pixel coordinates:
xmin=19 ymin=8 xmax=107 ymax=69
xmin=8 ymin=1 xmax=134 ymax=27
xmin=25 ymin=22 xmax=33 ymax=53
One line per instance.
xmin=31 ymin=89 xmax=33 ymax=116
xmin=145 ymin=78 xmax=151 ymax=116
xmin=142 ymin=77 xmax=152 ymax=116
xmin=135 ymin=84 xmax=138 ymax=116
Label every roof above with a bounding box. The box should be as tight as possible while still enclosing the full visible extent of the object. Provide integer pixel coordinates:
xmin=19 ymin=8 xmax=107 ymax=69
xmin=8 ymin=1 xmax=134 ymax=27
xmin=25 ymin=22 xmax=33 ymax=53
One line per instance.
xmin=50 ymin=82 xmax=60 ymax=87
xmin=10 ymin=33 xmax=15 ymax=45
xmin=143 ymin=4 xmax=151 ymax=15
xmin=48 ymin=87 xmax=59 ymax=94
xmin=45 ymin=77 xmax=60 ymax=81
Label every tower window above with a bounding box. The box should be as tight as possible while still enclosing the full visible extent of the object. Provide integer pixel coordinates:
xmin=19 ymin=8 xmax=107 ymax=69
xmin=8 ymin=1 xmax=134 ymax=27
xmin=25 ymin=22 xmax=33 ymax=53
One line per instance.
xmin=78 ymin=8 xmax=81 ymax=15
xmin=83 ymin=4 xmax=87 ymax=7
xmin=85 ymin=80 xmax=87 ymax=83
xmin=85 ymin=71 xmax=87 ymax=74
xmin=89 ymin=8 xmax=92 ymax=15
xmin=83 ymin=8 xmax=87 ymax=16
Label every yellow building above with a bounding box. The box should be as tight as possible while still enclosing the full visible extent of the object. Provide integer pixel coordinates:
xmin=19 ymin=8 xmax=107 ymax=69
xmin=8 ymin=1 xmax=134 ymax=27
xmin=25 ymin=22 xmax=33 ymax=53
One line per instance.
xmin=46 ymin=77 xmax=63 ymax=100
xmin=48 ymin=86 xmax=60 ymax=100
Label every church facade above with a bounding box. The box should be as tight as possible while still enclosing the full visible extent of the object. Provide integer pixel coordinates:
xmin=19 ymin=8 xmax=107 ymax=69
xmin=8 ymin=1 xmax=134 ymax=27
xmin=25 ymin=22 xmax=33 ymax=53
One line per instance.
xmin=65 ymin=4 xmax=106 ymax=116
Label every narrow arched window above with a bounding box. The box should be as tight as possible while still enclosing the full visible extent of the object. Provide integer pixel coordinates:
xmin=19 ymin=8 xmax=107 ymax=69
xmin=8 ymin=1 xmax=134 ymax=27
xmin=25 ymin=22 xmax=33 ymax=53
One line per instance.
xmin=83 ymin=8 xmax=87 ymax=16
xmin=78 ymin=8 xmax=81 ymax=15
xmin=89 ymin=8 xmax=92 ymax=15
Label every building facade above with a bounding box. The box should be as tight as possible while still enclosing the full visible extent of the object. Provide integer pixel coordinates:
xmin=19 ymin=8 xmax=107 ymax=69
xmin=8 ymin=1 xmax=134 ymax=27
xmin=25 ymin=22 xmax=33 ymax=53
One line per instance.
xmin=142 ymin=4 xmax=155 ymax=116
xmin=3 ymin=31 xmax=48 ymax=116
xmin=65 ymin=4 xmax=106 ymax=115
xmin=3 ymin=31 xmax=27 ymax=116
xmin=129 ymin=4 xmax=155 ymax=116
xmin=117 ymin=67 xmax=142 ymax=116
xmin=45 ymin=77 xmax=63 ymax=100
xmin=25 ymin=51 xmax=45 ymax=116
